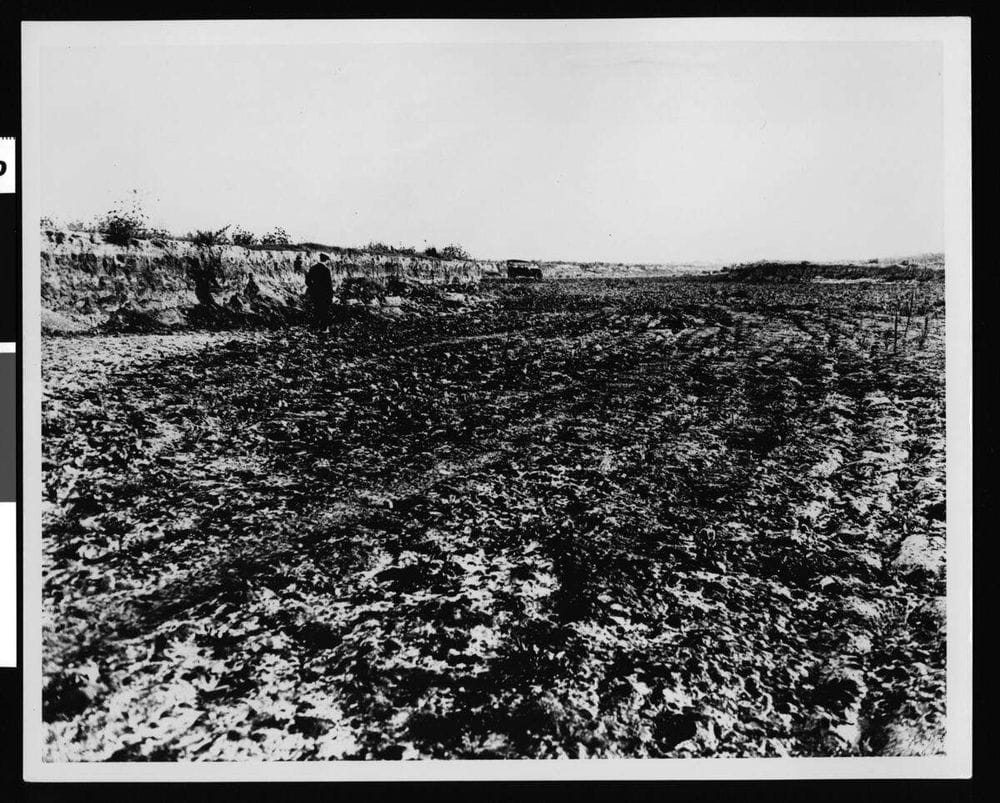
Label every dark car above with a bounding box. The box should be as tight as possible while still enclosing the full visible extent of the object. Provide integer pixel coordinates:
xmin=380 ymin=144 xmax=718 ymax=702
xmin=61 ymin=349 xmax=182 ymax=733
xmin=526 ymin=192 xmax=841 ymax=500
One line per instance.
xmin=507 ymin=260 xmax=543 ymax=280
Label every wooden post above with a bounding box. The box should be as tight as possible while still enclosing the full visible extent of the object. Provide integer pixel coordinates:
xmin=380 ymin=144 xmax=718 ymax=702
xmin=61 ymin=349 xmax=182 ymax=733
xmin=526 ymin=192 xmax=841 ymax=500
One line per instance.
xmin=902 ymin=290 xmax=914 ymax=351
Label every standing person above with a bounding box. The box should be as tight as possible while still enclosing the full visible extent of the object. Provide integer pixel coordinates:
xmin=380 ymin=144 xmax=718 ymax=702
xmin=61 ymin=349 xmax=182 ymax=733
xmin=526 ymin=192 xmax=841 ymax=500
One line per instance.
xmin=305 ymin=254 xmax=334 ymax=329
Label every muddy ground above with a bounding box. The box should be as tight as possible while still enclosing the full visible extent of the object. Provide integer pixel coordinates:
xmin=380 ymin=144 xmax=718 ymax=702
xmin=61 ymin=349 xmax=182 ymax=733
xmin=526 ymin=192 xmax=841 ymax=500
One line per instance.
xmin=41 ymin=278 xmax=946 ymax=760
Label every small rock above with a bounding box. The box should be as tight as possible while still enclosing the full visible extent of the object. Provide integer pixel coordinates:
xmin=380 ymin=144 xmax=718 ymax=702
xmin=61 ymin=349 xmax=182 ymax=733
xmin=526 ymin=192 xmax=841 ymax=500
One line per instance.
xmin=877 ymin=720 xmax=945 ymax=756
xmin=152 ymin=308 xmax=184 ymax=327
xmin=827 ymin=720 xmax=863 ymax=750
xmin=854 ymin=550 xmax=883 ymax=576
xmin=41 ymin=308 xmax=89 ymax=334
xmin=892 ymin=534 xmax=944 ymax=584
xmin=843 ymin=631 xmax=874 ymax=655
xmin=841 ymin=596 xmax=889 ymax=627
xmin=909 ymin=595 xmax=947 ymax=632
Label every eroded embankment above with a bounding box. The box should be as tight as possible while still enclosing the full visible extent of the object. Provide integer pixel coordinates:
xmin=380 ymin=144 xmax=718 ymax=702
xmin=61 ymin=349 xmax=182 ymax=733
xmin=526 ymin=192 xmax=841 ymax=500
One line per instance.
xmin=40 ymin=229 xmax=491 ymax=333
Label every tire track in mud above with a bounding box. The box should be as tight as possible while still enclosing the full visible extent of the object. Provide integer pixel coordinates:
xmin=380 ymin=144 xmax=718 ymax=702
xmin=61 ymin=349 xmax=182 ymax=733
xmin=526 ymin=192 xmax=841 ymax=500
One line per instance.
xmin=659 ymin=314 xmax=876 ymax=754
xmin=41 ymin=280 xmax=947 ymax=760
xmin=45 ymin=308 xmax=680 ymax=757
xmin=40 ymin=314 xmax=605 ymax=711
xmin=618 ymin=308 xmax=942 ymax=756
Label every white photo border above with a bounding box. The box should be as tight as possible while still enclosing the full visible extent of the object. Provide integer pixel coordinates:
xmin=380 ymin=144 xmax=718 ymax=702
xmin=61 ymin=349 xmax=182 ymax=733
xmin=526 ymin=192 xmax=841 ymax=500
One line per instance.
xmin=20 ymin=16 xmax=972 ymax=782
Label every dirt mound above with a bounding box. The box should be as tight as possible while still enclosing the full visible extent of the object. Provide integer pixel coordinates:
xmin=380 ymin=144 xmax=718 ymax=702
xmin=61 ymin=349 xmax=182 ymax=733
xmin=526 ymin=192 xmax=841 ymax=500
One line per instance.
xmin=41 ymin=308 xmax=90 ymax=335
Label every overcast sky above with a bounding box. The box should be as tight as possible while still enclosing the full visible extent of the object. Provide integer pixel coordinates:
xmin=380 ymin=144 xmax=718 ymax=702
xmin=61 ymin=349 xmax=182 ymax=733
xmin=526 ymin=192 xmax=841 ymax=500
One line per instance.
xmin=39 ymin=40 xmax=943 ymax=263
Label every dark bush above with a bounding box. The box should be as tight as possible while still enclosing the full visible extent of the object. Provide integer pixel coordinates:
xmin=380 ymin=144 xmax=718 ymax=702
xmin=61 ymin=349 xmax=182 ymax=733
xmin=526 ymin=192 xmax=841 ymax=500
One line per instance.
xmin=365 ymin=242 xmax=418 ymax=257
xmin=98 ymin=190 xmax=151 ymax=246
xmin=232 ymin=226 xmax=258 ymax=247
xmin=260 ymin=227 xmax=292 ymax=248
xmin=440 ymin=244 xmax=471 ymax=260
xmin=191 ymin=225 xmax=231 ymax=248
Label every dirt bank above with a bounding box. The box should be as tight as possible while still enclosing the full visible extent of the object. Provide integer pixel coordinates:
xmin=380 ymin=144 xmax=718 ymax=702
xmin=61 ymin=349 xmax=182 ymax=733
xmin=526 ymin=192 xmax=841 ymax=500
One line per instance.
xmin=40 ymin=228 xmax=491 ymax=332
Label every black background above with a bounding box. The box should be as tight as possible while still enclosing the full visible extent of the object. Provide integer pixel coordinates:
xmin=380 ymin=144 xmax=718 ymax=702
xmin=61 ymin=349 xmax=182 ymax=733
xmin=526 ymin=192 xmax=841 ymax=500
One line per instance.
xmin=1 ymin=1 xmax=987 ymax=801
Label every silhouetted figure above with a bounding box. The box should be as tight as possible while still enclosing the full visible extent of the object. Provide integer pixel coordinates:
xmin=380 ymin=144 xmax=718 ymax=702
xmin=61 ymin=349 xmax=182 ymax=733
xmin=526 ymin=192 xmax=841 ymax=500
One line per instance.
xmin=306 ymin=257 xmax=334 ymax=329
xmin=189 ymin=254 xmax=217 ymax=306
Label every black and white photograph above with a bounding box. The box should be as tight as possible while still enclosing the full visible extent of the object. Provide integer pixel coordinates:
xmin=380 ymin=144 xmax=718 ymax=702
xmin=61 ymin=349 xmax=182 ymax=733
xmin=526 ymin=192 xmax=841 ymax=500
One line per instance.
xmin=20 ymin=18 xmax=971 ymax=781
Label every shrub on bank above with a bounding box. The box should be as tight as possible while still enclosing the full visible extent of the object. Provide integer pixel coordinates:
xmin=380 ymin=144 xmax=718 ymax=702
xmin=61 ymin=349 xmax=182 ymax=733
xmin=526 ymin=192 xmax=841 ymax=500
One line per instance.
xmin=190 ymin=225 xmax=232 ymax=248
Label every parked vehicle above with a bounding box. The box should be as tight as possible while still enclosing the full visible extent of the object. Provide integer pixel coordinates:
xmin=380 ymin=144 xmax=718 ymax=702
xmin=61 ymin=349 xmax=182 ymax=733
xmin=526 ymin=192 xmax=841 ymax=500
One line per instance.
xmin=507 ymin=259 xmax=543 ymax=279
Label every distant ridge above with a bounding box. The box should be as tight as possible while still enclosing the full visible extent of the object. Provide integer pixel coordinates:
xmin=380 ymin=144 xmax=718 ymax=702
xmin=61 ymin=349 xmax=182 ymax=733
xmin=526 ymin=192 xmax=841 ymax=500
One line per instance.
xmin=715 ymin=255 xmax=944 ymax=284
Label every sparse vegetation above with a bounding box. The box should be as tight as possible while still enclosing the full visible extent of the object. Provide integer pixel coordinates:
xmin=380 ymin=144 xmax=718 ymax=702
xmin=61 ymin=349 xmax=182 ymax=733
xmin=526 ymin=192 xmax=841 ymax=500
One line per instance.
xmin=231 ymin=226 xmax=258 ymax=248
xmin=440 ymin=244 xmax=472 ymax=260
xmin=144 ymin=227 xmax=173 ymax=241
xmin=259 ymin=227 xmax=292 ymax=248
xmin=97 ymin=190 xmax=151 ymax=246
xmin=365 ymin=241 xmax=417 ymax=257
xmin=190 ymin=225 xmax=232 ymax=248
